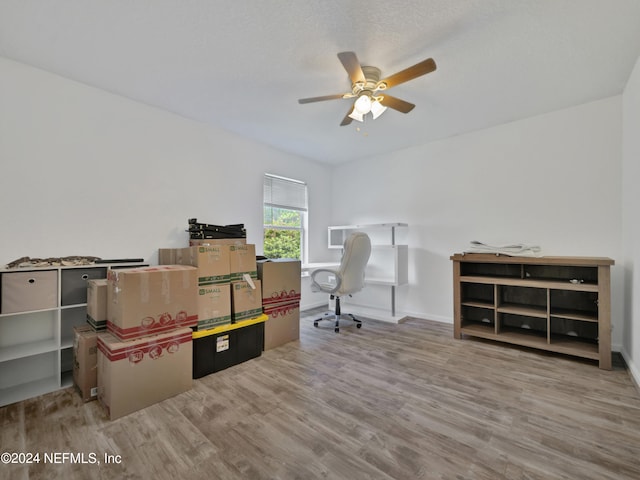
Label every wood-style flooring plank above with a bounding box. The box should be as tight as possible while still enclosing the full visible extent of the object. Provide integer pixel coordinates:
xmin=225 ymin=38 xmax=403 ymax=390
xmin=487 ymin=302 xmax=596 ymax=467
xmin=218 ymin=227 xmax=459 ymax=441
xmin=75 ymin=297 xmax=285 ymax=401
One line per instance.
xmin=1 ymin=308 xmax=639 ymax=480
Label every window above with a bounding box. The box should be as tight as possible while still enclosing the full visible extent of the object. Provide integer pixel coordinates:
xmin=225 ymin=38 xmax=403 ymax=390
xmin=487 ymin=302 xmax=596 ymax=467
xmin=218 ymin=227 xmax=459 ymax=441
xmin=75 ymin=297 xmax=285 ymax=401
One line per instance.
xmin=263 ymin=173 xmax=307 ymax=262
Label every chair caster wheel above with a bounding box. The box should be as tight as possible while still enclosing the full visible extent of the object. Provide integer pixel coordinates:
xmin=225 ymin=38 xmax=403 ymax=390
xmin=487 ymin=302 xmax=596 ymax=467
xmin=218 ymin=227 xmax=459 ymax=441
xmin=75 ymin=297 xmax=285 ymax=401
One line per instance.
xmin=356 ymin=323 xmax=362 ymax=328
xmin=334 ymin=327 xmax=339 ymax=333
xmin=313 ymin=322 xmax=318 ymax=327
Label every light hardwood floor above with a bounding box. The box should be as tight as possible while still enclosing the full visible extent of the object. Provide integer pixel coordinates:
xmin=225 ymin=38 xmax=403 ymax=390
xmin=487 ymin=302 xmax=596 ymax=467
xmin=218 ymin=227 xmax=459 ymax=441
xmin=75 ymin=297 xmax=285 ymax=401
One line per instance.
xmin=2 ymin=309 xmax=640 ymax=480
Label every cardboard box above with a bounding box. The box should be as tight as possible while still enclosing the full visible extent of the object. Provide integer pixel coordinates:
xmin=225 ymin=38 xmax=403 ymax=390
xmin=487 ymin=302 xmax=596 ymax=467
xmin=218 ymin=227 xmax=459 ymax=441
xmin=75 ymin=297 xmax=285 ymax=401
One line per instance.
xmin=1 ymin=270 xmax=58 ymax=314
xmin=97 ymin=328 xmax=192 ymax=420
xmin=262 ymin=302 xmax=300 ymax=351
xmin=158 ymin=248 xmax=180 ymax=265
xmin=231 ymin=279 xmax=262 ymax=322
xmin=106 ymin=266 xmax=198 ymax=341
xmin=192 ymin=317 xmax=265 ymax=378
xmin=189 ymin=238 xmax=246 ymax=247
xmin=257 ymin=259 xmax=301 ymax=309
xmin=159 ymin=245 xmax=231 ymax=286
xmin=196 ymin=283 xmax=231 ymax=330
xmin=229 ymin=244 xmax=257 ymax=281
xmin=73 ymin=325 xmax=98 ymax=402
xmin=86 ymin=278 xmax=108 ymax=331
xmin=257 ymin=259 xmax=301 ymax=350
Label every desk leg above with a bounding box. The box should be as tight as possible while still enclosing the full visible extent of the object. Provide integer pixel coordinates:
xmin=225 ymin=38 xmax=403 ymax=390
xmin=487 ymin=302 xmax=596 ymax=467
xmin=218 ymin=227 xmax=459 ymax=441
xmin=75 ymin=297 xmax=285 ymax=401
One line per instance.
xmin=391 ymin=286 xmax=396 ymax=317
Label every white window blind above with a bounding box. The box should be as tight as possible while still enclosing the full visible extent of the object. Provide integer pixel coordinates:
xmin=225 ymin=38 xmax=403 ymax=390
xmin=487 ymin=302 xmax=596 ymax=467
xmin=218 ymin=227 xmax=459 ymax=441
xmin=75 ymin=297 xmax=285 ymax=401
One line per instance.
xmin=263 ymin=174 xmax=307 ymax=212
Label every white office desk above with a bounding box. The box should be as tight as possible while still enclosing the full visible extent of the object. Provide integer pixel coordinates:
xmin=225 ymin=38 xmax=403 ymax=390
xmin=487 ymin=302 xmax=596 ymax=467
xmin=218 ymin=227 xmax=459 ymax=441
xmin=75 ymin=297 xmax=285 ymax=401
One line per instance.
xmin=301 ymin=262 xmax=340 ymax=277
xmin=302 ymin=262 xmax=407 ymax=324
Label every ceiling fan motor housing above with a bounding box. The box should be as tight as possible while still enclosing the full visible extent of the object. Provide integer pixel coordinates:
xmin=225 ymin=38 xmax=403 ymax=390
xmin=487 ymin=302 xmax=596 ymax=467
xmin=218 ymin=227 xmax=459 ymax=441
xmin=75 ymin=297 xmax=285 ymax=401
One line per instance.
xmin=353 ymin=66 xmax=384 ymax=95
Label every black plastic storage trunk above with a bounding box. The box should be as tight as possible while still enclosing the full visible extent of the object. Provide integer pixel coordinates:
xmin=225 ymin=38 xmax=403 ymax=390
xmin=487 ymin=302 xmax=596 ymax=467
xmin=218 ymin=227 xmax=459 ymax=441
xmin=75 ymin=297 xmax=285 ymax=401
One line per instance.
xmin=192 ymin=317 xmax=265 ymax=379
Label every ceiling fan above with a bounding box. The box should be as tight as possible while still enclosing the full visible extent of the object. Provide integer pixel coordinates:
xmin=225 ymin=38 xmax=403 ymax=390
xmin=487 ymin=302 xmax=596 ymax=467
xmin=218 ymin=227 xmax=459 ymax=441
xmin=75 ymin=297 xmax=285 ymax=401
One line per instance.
xmin=298 ymin=51 xmax=436 ymax=126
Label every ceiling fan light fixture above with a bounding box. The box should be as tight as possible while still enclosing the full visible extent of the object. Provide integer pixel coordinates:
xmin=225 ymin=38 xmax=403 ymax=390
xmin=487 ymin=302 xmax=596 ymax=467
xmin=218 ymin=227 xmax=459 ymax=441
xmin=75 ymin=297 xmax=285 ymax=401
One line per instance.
xmin=370 ymin=99 xmax=387 ymax=120
xmin=353 ymin=94 xmax=372 ymax=114
xmin=348 ymin=109 xmax=364 ymax=122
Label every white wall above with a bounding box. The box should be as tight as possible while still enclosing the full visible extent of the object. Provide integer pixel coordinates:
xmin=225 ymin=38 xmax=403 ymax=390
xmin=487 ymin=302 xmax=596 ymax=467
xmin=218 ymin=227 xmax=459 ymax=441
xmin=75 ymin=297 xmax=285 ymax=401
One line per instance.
xmin=1 ymin=56 xmax=632 ymax=356
xmin=332 ymin=97 xmax=625 ymax=348
xmin=0 ymin=58 xmax=332 ymax=276
xmin=622 ymin=55 xmax=640 ymax=382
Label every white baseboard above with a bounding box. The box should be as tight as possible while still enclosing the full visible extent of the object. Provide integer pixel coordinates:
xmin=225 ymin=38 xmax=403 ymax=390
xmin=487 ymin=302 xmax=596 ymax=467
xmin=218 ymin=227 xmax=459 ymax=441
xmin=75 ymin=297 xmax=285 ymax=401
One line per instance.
xmin=300 ymin=301 xmax=328 ymax=311
xmin=302 ymin=301 xmax=409 ymax=324
xmin=401 ymin=310 xmax=453 ymax=324
xmin=620 ymin=348 xmax=640 ymax=390
xmin=340 ymin=305 xmax=408 ymax=324
xmin=301 ymin=304 xmax=453 ymax=325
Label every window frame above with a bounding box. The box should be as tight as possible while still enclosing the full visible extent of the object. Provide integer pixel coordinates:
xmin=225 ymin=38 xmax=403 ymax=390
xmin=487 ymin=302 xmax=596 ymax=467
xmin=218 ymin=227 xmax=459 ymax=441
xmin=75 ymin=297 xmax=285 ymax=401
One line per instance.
xmin=263 ymin=174 xmax=308 ymax=263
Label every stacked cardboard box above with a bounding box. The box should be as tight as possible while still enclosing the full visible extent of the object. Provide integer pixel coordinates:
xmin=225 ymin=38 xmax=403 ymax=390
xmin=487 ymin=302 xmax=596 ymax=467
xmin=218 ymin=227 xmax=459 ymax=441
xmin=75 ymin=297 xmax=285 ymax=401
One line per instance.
xmin=71 ymin=275 xmax=109 ymax=402
xmin=228 ymin=244 xmax=261 ymax=323
xmin=159 ymin=244 xmax=263 ymax=329
xmin=229 ymin=244 xmax=258 ymax=281
xmin=73 ymin=325 xmax=98 ymax=402
xmin=97 ymin=327 xmax=193 ymax=420
xmin=159 ymin=245 xmax=232 ymax=330
xmin=86 ymin=278 xmax=108 ymax=331
xmin=70 ymin=278 xmax=107 ymax=402
xmin=97 ymin=265 xmax=197 ymax=420
xmin=160 ymin=240 xmax=267 ymax=378
xmin=105 ymin=265 xmax=198 ymax=340
xmin=257 ymin=259 xmax=301 ymax=350
xmin=73 ymin=278 xmax=107 ymax=402
xmin=231 ymin=278 xmax=262 ymax=322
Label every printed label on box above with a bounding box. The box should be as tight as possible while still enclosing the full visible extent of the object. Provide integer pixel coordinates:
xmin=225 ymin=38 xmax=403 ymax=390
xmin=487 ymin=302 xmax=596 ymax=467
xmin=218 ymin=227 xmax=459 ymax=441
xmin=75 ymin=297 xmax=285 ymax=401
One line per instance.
xmin=197 ymin=316 xmax=232 ymax=330
xmin=263 ymin=301 xmax=300 ymax=318
xmin=216 ymin=335 xmax=229 ymax=353
xmin=263 ymin=290 xmax=302 ymax=307
xmin=98 ymin=330 xmax=190 ymax=362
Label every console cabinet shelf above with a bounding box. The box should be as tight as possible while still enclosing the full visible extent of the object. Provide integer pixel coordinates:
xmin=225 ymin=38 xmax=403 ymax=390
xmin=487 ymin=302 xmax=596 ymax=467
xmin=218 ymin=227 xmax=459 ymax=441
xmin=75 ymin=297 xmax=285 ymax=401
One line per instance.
xmin=451 ymin=254 xmax=614 ymax=369
xmin=0 ymin=262 xmax=145 ymax=406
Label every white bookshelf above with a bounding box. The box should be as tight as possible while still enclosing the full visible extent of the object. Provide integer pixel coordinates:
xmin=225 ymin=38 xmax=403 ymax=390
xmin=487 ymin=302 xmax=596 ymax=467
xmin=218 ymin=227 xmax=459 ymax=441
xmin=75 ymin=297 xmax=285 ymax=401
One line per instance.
xmin=327 ymin=223 xmax=409 ymax=322
xmin=0 ymin=262 xmax=144 ymax=406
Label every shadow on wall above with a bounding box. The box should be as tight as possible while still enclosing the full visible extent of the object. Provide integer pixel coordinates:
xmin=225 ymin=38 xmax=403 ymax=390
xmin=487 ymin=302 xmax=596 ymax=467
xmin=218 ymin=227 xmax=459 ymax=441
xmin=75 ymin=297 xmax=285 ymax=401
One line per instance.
xmin=623 ymin=260 xmax=634 ymax=358
xmin=403 ymin=224 xmax=470 ymax=322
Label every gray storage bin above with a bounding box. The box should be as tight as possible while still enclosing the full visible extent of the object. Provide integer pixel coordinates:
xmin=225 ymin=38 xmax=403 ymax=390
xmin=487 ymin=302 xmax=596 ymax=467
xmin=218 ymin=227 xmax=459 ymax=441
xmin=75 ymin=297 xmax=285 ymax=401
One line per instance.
xmin=1 ymin=270 xmax=58 ymax=314
xmin=61 ymin=267 xmax=107 ymax=306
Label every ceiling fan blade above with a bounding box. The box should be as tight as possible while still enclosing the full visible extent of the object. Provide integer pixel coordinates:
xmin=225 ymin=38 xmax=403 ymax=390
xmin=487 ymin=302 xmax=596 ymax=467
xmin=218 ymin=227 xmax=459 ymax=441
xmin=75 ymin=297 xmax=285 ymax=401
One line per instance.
xmin=340 ymin=105 xmax=355 ymax=126
xmin=298 ymin=94 xmax=345 ymax=104
xmin=378 ymin=94 xmax=415 ymax=113
xmin=337 ymin=51 xmax=365 ymax=85
xmin=378 ymin=58 xmax=436 ymax=89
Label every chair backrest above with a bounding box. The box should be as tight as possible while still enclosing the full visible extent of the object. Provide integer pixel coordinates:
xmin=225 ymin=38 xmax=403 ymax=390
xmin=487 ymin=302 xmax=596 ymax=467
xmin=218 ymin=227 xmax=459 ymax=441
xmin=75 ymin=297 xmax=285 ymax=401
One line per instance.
xmin=336 ymin=232 xmax=372 ymax=296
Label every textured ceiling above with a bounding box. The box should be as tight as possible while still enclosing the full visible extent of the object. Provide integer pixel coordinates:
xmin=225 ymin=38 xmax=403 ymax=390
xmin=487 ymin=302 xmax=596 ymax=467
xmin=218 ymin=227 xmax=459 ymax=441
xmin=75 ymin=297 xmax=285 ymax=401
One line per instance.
xmin=1 ymin=1 xmax=640 ymax=164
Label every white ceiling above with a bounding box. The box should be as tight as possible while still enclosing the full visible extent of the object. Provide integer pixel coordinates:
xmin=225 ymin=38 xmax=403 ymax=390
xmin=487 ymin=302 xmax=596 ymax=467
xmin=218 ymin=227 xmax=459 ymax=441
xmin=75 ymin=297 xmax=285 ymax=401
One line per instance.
xmin=1 ymin=1 xmax=640 ymax=165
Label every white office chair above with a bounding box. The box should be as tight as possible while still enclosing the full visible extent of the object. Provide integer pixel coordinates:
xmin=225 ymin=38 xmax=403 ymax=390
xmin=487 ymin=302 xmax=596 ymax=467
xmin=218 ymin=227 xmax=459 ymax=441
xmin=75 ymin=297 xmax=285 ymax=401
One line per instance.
xmin=310 ymin=232 xmax=371 ymax=332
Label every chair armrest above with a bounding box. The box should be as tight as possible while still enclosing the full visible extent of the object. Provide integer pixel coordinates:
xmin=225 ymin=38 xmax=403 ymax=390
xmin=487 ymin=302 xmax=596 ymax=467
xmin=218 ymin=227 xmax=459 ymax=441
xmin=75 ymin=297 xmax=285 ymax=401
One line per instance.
xmin=310 ymin=268 xmax=342 ymax=294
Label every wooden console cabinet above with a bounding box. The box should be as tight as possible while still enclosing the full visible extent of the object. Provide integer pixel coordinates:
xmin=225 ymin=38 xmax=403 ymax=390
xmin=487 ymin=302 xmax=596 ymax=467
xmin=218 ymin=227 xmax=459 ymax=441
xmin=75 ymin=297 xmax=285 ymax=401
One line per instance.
xmin=451 ymin=254 xmax=614 ymax=369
